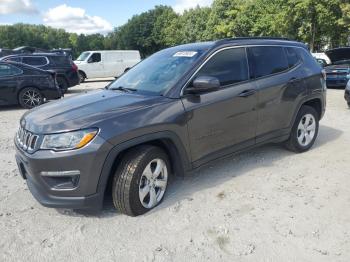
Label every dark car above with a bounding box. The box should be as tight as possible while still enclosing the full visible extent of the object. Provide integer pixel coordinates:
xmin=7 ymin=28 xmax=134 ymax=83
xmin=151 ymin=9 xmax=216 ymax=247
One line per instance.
xmin=324 ymin=47 xmax=350 ymax=88
xmin=0 ymin=61 xmax=62 ymax=108
xmin=14 ymin=38 xmax=326 ymax=216
xmin=345 ymin=80 xmax=350 ymax=107
xmin=1 ymin=53 xmax=79 ymax=92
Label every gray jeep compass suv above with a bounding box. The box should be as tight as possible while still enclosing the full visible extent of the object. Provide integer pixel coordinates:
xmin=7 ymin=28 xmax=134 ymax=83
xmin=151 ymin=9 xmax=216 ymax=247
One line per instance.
xmin=15 ymin=38 xmax=326 ymax=216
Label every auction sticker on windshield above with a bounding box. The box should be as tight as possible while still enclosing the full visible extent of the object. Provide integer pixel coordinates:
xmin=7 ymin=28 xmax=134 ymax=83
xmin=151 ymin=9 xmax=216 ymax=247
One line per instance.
xmin=173 ymin=51 xmax=198 ymax=57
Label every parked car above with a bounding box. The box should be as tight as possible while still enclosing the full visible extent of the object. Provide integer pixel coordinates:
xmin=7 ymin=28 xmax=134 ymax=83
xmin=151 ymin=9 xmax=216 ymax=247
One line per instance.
xmin=1 ymin=53 xmax=80 ymax=92
xmin=74 ymin=50 xmax=141 ymax=82
xmin=345 ymin=80 xmax=350 ymax=107
xmin=312 ymin=52 xmax=331 ymax=64
xmin=324 ymin=47 xmax=350 ymax=88
xmin=316 ymin=58 xmax=328 ymax=67
xmin=15 ymin=38 xmax=326 ymax=216
xmin=0 ymin=61 xmax=62 ymax=109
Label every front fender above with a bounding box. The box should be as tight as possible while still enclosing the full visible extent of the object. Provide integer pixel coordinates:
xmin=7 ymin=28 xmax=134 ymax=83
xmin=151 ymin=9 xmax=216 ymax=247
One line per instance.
xmin=95 ymin=131 xmax=192 ymax=201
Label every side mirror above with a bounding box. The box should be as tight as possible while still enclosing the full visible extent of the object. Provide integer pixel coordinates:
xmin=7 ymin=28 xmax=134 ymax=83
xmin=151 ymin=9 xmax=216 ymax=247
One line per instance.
xmin=88 ymin=57 xmax=93 ymax=63
xmin=186 ymin=76 xmax=220 ymax=94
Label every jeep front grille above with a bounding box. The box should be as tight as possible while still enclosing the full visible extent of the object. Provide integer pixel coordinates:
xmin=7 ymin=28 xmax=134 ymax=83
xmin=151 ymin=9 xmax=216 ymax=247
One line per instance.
xmin=16 ymin=127 xmax=39 ymax=153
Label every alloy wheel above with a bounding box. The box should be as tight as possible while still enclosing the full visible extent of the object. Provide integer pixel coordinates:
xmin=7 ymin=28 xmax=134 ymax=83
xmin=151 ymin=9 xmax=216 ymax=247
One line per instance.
xmin=138 ymin=158 xmax=168 ymax=209
xmin=297 ymin=113 xmax=316 ymax=146
xmin=22 ymin=90 xmax=42 ymax=108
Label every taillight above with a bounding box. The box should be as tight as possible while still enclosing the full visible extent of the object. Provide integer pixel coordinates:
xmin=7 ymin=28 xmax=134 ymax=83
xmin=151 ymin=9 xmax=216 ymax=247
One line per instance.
xmin=321 ymin=69 xmax=326 ymax=80
xmin=72 ymin=63 xmax=78 ymax=72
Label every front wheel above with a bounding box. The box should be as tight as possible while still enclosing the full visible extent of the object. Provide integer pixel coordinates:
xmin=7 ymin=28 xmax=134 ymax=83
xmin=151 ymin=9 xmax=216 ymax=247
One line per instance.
xmin=112 ymin=145 xmax=170 ymax=216
xmin=285 ymin=105 xmax=319 ymax=153
xmin=18 ymin=87 xmax=43 ymax=109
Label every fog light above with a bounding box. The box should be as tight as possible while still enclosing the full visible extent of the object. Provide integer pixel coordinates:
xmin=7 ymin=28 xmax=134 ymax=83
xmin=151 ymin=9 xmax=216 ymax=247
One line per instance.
xmin=40 ymin=171 xmax=80 ymax=190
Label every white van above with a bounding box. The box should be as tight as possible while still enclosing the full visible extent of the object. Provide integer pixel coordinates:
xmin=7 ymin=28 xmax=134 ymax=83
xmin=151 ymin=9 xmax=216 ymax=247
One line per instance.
xmin=74 ymin=50 xmax=141 ymax=82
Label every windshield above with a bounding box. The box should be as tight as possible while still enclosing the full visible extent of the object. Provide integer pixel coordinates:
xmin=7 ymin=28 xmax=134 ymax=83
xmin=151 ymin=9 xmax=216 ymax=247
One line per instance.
xmin=108 ymin=48 xmax=205 ymax=95
xmin=76 ymin=52 xmax=91 ymax=61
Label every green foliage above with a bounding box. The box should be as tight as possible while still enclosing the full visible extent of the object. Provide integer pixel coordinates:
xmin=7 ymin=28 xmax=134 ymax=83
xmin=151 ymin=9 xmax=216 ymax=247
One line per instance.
xmin=1 ymin=0 xmax=350 ymax=57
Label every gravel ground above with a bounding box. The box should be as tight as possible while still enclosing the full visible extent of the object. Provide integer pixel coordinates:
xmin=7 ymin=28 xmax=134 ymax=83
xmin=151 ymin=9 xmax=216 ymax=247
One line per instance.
xmin=0 ymin=82 xmax=349 ymax=262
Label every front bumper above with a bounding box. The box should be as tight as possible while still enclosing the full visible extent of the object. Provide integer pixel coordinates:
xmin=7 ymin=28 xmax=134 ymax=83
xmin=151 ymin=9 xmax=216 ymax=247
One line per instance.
xmin=14 ymin=135 xmax=113 ymax=210
xmin=345 ymin=89 xmax=350 ymax=102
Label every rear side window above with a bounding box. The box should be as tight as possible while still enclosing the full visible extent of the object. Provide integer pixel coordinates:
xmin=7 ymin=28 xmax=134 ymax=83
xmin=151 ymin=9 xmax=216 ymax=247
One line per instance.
xmin=49 ymin=56 xmax=70 ymax=66
xmin=249 ymin=46 xmax=289 ymax=78
xmin=285 ymin=47 xmax=301 ymax=68
xmin=22 ymin=56 xmax=48 ymax=66
xmin=196 ymin=47 xmax=249 ymax=86
xmin=0 ymin=64 xmax=22 ymax=77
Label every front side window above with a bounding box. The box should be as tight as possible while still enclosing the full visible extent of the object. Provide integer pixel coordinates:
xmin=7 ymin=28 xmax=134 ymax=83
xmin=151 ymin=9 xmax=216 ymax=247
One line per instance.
xmin=249 ymin=46 xmax=289 ymax=78
xmin=89 ymin=53 xmax=101 ymax=63
xmin=195 ymin=48 xmax=249 ymax=86
xmin=4 ymin=56 xmax=21 ymax=63
xmin=22 ymin=56 xmax=48 ymax=66
xmin=0 ymin=64 xmax=22 ymax=77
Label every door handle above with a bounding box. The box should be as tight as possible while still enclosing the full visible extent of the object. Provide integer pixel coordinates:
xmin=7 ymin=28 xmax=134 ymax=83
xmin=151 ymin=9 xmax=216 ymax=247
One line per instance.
xmin=238 ymin=89 xmax=256 ymax=97
xmin=288 ymin=78 xmax=299 ymax=84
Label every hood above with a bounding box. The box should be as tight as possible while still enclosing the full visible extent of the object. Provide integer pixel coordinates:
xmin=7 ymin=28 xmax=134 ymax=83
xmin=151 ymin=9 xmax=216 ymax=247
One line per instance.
xmin=74 ymin=60 xmax=84 ymax=65
xmin=325 ymin=48 xmax=350 ymax=63
xmin=21 ymin=89 xmax=163 ymax=134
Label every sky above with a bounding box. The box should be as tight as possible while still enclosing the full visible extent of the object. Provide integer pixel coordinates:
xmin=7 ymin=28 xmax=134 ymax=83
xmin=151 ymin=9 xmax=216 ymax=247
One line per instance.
xmin=0 ymin=0 xmax=213 ymax=34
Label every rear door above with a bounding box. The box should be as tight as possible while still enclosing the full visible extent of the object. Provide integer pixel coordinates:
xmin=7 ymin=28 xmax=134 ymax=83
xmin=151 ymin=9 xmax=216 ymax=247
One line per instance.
xmin=182 ymin=47 xmax=258 ymax=165
xmin=0 ymin=64 xmax=21 ymax=105
xmin=248 ymin=46 xmax=306 ymax=143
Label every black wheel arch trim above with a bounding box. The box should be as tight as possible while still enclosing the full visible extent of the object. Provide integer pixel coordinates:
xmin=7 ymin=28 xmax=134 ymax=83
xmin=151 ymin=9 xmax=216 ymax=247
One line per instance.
xmin=290 ymin=94 xmax=325 ymax=128
xmin=95 ymin=131 xmax=192 ymax=207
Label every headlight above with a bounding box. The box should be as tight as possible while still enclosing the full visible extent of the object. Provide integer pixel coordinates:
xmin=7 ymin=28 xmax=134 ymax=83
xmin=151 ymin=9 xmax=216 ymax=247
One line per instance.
xmin=40 ymin=128 xmax=98 ymax=151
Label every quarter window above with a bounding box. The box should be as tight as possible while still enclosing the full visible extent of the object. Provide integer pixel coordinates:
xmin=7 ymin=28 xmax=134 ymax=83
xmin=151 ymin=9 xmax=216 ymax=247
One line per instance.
xmin=0 ymin=64 xmax=22 ymax=77
xmin=249 ymin=46 xmax=289 ymax=78
xmin=22 ymin=56 xmax=48 ymax=66
xmin=195 ymin=48 xmax=249 ymax=86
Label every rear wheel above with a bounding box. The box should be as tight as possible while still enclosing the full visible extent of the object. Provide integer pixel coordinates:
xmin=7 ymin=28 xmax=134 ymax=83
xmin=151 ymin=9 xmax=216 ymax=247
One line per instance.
xmin=285 ymin=105 xmax=319 ymax=153
xmin=78 ymin=71 xmax=86 ymax=83
xmin=57 ymin=77 xmax=68 ymax=93
xmin=112 ymin=145 xmax=170 ymax=216
xmin=18 ymin=87 xmax=43 ymax=109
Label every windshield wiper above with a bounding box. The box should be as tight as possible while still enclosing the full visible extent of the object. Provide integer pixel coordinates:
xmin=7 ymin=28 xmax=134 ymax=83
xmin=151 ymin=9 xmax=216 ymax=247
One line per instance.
xmin=110 ymin=86 xmax=137 ymax=93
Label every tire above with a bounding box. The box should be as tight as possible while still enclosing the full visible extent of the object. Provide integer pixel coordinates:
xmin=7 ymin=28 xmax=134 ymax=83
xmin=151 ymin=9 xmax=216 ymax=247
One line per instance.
xmin=285 ymin=105 xmax=319 ymax=153
xmin=57 ymin=77 xmax=68 ymax=93
xmin=18 ymin=87 xmax=43 ymax=109
xmin=112 ymin=145 xmax=170 ymax=216
xmin=78 ymin=71 xmax=86 ymax=83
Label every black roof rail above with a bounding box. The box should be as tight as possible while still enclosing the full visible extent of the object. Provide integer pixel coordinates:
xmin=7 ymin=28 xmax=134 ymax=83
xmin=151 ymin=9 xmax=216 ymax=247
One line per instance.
xmin=216 ymin=36 xmax=294 ymax=44
xmin=0 ymin=46 xmax=73 ymax=58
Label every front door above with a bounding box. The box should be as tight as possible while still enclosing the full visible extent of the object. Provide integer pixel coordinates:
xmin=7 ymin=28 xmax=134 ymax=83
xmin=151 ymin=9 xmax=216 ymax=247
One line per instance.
xmin=87 ymin=52 xmax=105 ymax=78
xmin=0 ymin=64 xmax=20 ymax=105
xmin=181 ymin=47 xmax=258 ymax=166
